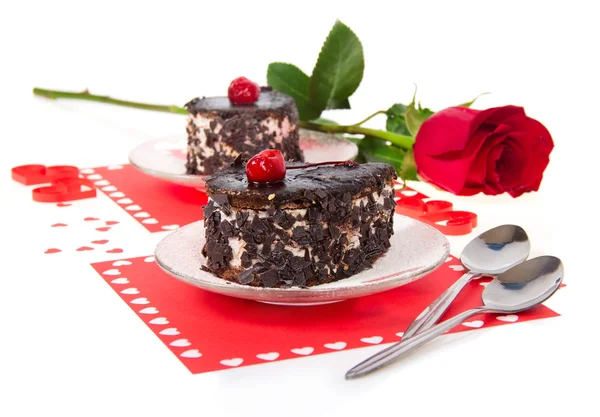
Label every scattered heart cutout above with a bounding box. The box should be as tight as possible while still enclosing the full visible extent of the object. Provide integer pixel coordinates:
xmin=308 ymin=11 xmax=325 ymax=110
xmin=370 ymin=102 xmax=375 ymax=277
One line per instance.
xmin=170 ymin=339 xmax=192 ymax=347
xmin=462 ymin=320 xmax=484 ymax=328
xmin=76 ymin=246 xmax=94 ymax=252
xmin=291 ymin=347 xmax=314 ymax=356
xmin=180 ymin=349 xmax=202 ymax=358
xmin=109 ymin=191 xmax=125 ymax=198
xmin=86 ymin=174 xmax=102 ymax=180
xmin=51 ymin=223 xmax=68 ymax=227
xmin=84 ymin=217 xmax=99 ymax=221
xmin=449 ymin=265 xmax=465 ymax=271
xmin=220 ymin=358 xmax=243 ymax=367
xmin=102 ymin=269 xmax=121 ymax=276
xmin=360 ymin=336 xmax=383 ymax=344
xmin=101 ymin=185 xmax=117 ymax=192
xmin=256 ymin=352 xmax=279 ymax=361
xmin=134 ymin=212 xmax=150 ymax=218
xmin=107 ymin=165 xmax=124 ymax=170
xmin=445 ymin=256 xmax=453 ymax=263
xmin=106 ymin=248 xmax=123 ymax=254
xmin=56 ymin=203 xmax=71 ymax=207
xmin=125 ymin=205 xmax=142 ymax=211
xmin=111 ymin=277 xmax=130 ymax=284
xmin=395 ymin=332 xmax=404 ymax=338
xmin=112 ymin=260 xmax=131 ymax=266
xmin=96 ymin=227 xmax=111 ymax=232
xmin=496 ymin=315 xmax=518 ymax=323
xmin=105 ymin=220 xmax=119 ymax=225
xmin=139 ymin=307 xmax=159 ymax=314
xmin=130 ymin=297 xmax=150 ymax=305
xmin=91 ymin=239 xmax=109 ymax=245
xmin=159 ymin=328 xmax=180 ymax=336
xmin=44 ymin=248 xmax=62 ymax=254
xmin=144 ymin=256 xmax=155 ymax=263
xmin=324 ymin=342 xmax=347 ymax=350
xmin=117 ymin=198 xmax=133 ymax=204
xmin=149 ymin=317 xmax=169 ymax=325
xmin=79 ymin=168 xmax=95 ymax=174
xmin=94 ymin=179 xmax=110 ymax=186
xmin=161 ymin=224 xmax=180 ymax=230
xmin=142 ymin=218 xmax=158 ymax=224
xmin=120 ymin=288 xmax=139 ymax=295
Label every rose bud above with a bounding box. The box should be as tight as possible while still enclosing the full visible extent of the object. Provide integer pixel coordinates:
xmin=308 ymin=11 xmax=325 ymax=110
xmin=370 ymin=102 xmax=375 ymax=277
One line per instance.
xmin=413 ymin=105 xmax=554 ymax=197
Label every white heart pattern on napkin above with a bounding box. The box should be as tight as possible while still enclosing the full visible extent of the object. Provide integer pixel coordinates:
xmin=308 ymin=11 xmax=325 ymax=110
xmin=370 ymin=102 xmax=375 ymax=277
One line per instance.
xmin=133 ymin=212 xmax=150 ymax=218
xmin=161 ymin=224 xmax=180 ymax=230
xmin=86 ymin=174 xmax=102 ymax=180
xmin=159 ymin=328 xmax=180 ymax=336
xmin=109 ymin=191 xmax=125 ymax=198
xmin=462 ymin=320 xmax=484 ymax=328
xmin=125 ymin=205 xmax=141 ymax=211
xmin=102 ymin=269 xmax=121 ymax=276
xmin=324 ymin=342 xmax=347 ymax=350
xmin=449 ymin=265 xmax=465 ymax=271
xmin=479 ymin=282 xmax=490 ymax=287
xmin=120 ymin=288 xmax=139 ymax=295
xmin=94 ymin=179 xmax=110 ymax=186
xmin=130 ymin=297 xmax=150 ymax=305
xmin=170 ymin=339 xmax=191 ymax=347
xmin=101 ymin=185 xmax=117 ymax=192
xmin=291 ymin=347 xmax=314 ymax=356
xmin=142 ymin=218 xmax=159 ymax=224
xmin=220 ymin=358 xmax=244 ymax=367
xmin=180 ymin=349 xmax=202 ymax=358
xmin=112 ymin=260 xmax=132 ymax=266
xmin=395 ymin=332 xmax=405 ymax=338
xmin=139 ymin=307 xmax=159 ymax=314
xmin=149 ymin=317 xmax=169 ymax=325
xmin=117 ymin=198 xmax=133 ymax=204
xmin=110 ymin=277 xmax=129 ymax=284
xmin=79 ymin=168 xmax=95 ymax=174
xmin=256 ymin=352 xmax=279 ymax=361
xmin=496 ymin=315 xmax=519 ymax=323
xmin=144 ymin=256 xmax=155 ymax=263
xmin=360 ymin=336 xmax=383 ymax=344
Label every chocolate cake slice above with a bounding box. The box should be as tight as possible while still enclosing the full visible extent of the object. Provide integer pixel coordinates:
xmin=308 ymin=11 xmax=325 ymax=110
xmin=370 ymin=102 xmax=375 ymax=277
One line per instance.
xmin=184 ymin=89 xmax=304 ymax=175
xmin=201 ymin=161 xmax=397 ymax=288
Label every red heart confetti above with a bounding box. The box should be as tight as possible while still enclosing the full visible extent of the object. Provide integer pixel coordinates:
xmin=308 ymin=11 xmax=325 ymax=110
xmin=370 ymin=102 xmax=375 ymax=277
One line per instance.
xmin=84 ymin=217 xmax=100 ymax=221
xmin=106 ymin=248 xmax=124 ymax=253
xmin=91 ymin=239 xmax=109 ymax=245
xmin=95 ymin=227 xmax=111 ymax=232
xmin=51 ymin=223 xmax=68 ymax=227
xmin=105 ymin=220 xmax=119 ymax=225
xmin=56 ymin=203 xmax=72 ymax=207
xmin=44 ymin=248 xmax=62 ymax=254
xmin=76 ymin=246 xmax=94 ymax=252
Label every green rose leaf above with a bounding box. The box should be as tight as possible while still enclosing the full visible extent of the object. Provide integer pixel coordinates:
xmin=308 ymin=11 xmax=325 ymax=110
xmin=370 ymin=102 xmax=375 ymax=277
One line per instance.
xmin=399 ymin=147 xmax=418 ymax=181
xmin=326 ymin=97 xmax=351 ymax=110
xmin=309 ymin=20 xmax=364 ymax=113
xmin=358 ymin=136 xmax=406 ymax=172
xmin=267 ymin=62 xmax=321 ymax=121
xmin=385 ymin=103 xmax=411 ymax=136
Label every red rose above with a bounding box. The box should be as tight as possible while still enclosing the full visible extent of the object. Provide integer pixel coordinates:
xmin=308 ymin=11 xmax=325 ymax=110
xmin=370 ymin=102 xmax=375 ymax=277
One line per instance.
xmin=413 ymin=105 xmax=554 ymax=197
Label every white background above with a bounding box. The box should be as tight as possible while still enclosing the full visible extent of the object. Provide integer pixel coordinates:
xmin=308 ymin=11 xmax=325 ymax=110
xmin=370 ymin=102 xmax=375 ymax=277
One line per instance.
xmin=1 ymin=1 xmax=599 ymax=416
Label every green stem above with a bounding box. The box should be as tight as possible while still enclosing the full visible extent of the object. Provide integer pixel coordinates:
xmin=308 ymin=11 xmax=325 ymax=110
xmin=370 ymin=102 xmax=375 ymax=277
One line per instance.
xmin=32 ymin=87 xmax=188 ymax=115
xmin=300 ymin=121 xmax=415 ymax=150
xmin=32 ymin=87 xmax=415 ymax=150
xmin=350 ymin=110 xmax=387 ymax=127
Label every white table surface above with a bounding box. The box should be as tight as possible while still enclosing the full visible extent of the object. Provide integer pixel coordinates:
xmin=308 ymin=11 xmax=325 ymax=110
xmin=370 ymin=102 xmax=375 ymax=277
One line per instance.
xmin=1 ymin=1 xmax=599 ymax=416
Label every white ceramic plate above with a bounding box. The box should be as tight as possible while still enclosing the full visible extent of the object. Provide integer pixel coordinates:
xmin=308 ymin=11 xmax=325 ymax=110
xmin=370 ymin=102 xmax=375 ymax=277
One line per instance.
xmin=154 ymin=214 xmax=450 ymax=306
xmin=129 ymin=129 xmax=359 ymax=189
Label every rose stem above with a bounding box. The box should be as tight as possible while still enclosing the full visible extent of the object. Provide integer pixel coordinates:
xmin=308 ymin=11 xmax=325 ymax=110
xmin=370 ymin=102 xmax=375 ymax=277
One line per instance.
xmin=32 ymin=87 xmax=415 ymax=150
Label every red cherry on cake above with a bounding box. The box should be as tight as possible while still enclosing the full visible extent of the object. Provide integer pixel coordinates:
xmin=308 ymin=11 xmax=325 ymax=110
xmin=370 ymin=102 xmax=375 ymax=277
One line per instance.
xmin=228 ymin=77 xmax=261 ymax=104
xmin=246 ymin=150 xmax=286 ymax=183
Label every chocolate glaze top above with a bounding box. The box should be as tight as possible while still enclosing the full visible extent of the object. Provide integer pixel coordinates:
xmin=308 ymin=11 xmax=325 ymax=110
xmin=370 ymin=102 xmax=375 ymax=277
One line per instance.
xmin=185 ymin=90 xmax=297 ymax=120
xmin=205 ymin=162 xmax=397 ymax=209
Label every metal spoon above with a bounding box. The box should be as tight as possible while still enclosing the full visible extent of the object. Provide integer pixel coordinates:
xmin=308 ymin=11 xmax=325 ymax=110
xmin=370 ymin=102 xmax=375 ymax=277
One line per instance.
xmin=346 ymin=255 xmax=563 ymax=379
xmin=402 ymin=224 xmax=530 ymax=340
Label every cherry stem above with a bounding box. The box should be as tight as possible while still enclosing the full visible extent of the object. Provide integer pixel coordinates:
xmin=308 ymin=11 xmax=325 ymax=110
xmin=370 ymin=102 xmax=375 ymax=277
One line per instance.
xmin=286 ymin=160 xmax=360 ymax=169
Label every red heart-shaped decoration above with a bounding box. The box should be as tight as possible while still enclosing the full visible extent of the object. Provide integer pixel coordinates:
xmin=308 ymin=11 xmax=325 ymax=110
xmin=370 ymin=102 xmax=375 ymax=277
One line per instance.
xmin=32 ymin=178 xmax=96 ymax=203
xmin=76 ymin=246 xmax=94 ymax=252
xmin=105 ymin=220 xmax=119 ymax=226
xmin=91 ymin=239 xmax=109 ymax=244
xmin=12 ymin=165 xmax=80 ymax=185
xmin=106 ymin=248 xmax=123 ymax=253
xmin=95 ymin=227 xmax=111 ymax=232
xmin=44 ymin=248 xmax=62 ymax=254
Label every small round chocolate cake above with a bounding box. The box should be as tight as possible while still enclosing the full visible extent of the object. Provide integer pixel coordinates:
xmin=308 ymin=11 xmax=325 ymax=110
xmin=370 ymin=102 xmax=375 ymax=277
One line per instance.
xmin=201 ymin=159 xmax=397 ymax=288
xmin=184 ymin=89 xmax=304 ymax=175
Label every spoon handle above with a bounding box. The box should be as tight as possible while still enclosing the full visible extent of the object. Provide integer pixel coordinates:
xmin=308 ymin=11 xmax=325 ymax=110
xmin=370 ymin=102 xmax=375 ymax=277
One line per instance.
xmin=402 ymin=271 xmax=480 ymax=340
xmin=345 ymin=307 xmax=489 ymax=380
